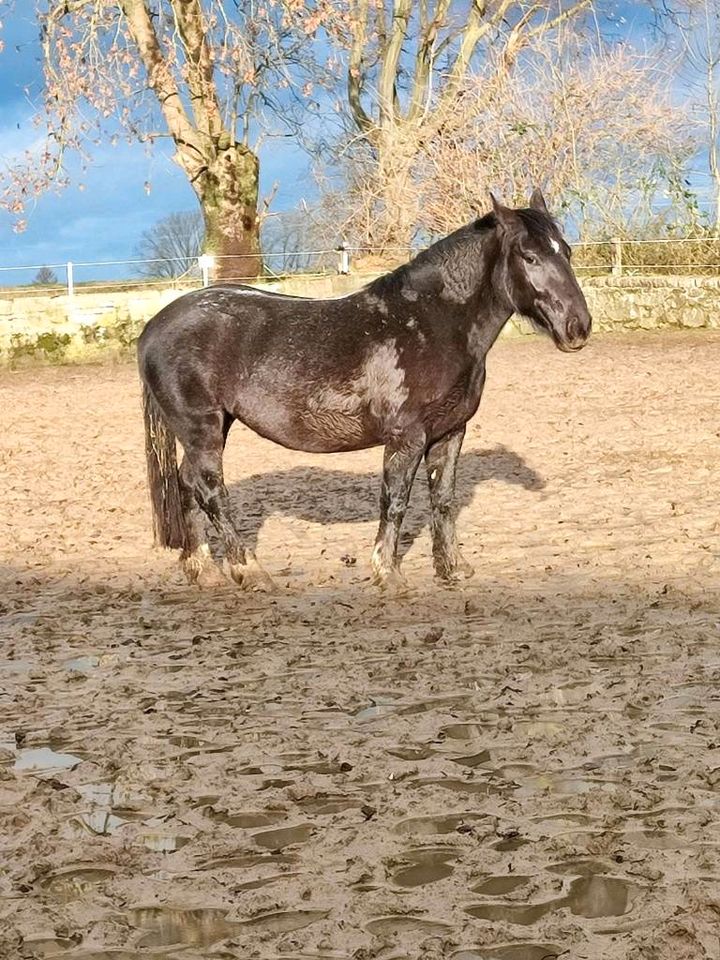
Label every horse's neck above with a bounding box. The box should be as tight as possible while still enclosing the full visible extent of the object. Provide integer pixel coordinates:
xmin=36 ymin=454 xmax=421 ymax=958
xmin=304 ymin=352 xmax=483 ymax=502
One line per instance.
xmin=433 ymin=234 xmax=513 ymax=355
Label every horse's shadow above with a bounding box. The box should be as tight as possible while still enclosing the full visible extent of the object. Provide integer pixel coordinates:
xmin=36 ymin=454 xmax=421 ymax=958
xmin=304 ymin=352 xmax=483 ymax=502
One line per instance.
xmin=225 ymin=445 xmax=544 ymax=559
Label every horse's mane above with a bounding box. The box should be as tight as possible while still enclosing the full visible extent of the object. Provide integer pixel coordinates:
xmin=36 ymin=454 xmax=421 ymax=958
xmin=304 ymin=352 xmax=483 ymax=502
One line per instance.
xmin=365 ymin=207 xmax=558 ymax=298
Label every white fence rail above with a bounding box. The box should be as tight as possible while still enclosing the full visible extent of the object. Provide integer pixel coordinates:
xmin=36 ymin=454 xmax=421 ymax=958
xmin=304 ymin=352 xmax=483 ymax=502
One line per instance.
xmin=2 ymin=237 xmax=720 ymax=297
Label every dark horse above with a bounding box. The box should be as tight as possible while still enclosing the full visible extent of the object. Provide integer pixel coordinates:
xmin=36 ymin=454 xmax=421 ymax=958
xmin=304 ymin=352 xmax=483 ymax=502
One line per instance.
xmin=138 ymin=191 xmax=591 ymax=590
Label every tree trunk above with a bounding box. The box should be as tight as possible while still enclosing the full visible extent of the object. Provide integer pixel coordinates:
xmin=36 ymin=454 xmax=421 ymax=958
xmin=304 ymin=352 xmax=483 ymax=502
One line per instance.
xmin=191 ymin=142 xmax=262 ymax=281
xmin=373 ymin=124 xmax=419 ymax=251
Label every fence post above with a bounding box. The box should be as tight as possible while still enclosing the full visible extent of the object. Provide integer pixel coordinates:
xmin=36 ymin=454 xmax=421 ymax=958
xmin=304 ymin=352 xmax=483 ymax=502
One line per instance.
xmin=336 ymin=242 xmax=350 ymax=275
xmin=66 ymin=261 xmax=74 ymax=298
xmin=198 ymin=254 xmax=214 ymax=287
xmin=611 ymin=238 xmax=623 ymax=277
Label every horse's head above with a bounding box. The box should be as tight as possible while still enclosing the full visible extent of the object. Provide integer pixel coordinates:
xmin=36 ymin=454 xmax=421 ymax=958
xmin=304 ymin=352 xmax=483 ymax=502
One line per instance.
xmin=491 ymin=190 xmax=591 ymax=353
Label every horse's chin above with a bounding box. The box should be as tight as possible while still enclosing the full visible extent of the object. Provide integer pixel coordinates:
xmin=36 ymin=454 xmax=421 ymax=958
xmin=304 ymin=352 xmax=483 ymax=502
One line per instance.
xmin=525 ymin=312 xmax=587 ymax=353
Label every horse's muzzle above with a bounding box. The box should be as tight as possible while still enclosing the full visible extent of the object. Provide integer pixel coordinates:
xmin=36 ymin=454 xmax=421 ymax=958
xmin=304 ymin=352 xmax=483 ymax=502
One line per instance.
xmin=557 ymin=312 xmax=592 ymax=352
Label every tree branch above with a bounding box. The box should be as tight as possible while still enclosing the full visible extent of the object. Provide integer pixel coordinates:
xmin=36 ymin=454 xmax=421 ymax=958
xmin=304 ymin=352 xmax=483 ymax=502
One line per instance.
xmin=119 ymin=0 xmax=202 ymax=163
xmin=377 ymin=0 xmax=412 ymax=123
xmin=169 ymin=0 xmax=224 ymax=142
xmin=408 ymin=0 xmax=452 ymax=122
xmin=348 ymin=0 xmax=374 ymax=134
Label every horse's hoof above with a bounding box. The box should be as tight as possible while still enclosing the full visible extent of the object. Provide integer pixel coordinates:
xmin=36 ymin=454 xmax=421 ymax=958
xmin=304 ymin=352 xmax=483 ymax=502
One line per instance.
xmin=435 ymin=554 xmax=475 ymax=582
xmin=225 ymin=557 xmax=276 ymax=593
xmin=181 ymin=544 xmax=214 ymax=584
xmin=373 ymin=567 xmax=410 ymax=595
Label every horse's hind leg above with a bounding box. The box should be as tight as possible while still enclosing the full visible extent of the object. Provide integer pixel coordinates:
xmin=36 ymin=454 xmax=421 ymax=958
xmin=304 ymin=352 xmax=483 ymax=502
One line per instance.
xmin=178 ymin=458 xmax=214 ymax=584
xmin=177 ymin=413 xmax=233 ymax=585
xmin=371 ymin=428 xmax=425 ymax=590
xmin=181 ymin=420 xmax=274 ymax=592
xmin=425 ymin=425 xmax=474 ymax=581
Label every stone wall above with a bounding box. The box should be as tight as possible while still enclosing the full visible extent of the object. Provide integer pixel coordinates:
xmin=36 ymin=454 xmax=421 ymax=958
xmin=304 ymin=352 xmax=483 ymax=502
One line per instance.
xmin=581 ymin=275 xmax=720 ymax=332
xmin=2 ymin=273 xmax=720 ymax=366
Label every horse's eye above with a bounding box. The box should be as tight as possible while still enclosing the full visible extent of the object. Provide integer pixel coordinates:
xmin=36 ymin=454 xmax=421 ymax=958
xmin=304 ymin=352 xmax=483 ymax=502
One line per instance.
xmin=523 ymin=253 xmax=538 ymax=265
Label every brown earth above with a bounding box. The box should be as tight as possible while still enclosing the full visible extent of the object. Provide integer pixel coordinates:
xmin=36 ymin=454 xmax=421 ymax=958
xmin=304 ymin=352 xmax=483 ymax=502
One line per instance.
xmin=2 ymin=331 xmax=720 ymax=960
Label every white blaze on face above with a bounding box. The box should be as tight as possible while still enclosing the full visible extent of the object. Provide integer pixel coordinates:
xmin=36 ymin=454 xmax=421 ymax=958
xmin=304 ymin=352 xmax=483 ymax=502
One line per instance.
xmin=550 ymin=238 xmax=560 ymax=254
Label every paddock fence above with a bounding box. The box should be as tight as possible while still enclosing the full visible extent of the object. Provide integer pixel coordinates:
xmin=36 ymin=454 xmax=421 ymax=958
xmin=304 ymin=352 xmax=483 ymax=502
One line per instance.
xmin=2 ymin=236 xmax=720 ymax=300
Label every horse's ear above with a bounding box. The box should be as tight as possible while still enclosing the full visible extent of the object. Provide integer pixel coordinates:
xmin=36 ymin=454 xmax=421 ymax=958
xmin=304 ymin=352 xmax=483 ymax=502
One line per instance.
xmin=490 ymin=193 xmax=515 ymax=231
xmin=529 ymin=188 xmax=550 ymax=215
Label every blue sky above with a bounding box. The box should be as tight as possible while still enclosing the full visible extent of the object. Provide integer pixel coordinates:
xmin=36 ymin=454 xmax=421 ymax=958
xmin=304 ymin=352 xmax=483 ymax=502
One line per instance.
xmin=0 ymin=6 xmax=315 ymax=283
xmin=0 ymin=2 xmax=713 ymax=282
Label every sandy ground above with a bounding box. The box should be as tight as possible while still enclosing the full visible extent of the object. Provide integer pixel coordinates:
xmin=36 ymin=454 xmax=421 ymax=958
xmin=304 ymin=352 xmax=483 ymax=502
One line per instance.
xmin=2 ymin=331 xmax=720 ymax=960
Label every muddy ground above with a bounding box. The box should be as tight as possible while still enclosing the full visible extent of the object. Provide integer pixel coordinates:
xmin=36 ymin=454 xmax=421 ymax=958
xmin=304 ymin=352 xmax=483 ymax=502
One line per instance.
xmin=2 ymin=331 xmax=720 ymax=960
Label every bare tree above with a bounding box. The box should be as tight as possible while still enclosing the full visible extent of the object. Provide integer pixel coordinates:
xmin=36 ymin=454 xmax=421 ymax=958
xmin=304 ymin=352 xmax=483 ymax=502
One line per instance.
xmin=135 ymin=211 xmax=204 ymax=279
xmin=32 ymin=266 xmax=59 ymax=285
xmin=672 ymin=1 xmax=720 ymax=230
xmin=315 ymin=0 xmax=595 ymax=249
xmin=419 ymin=44 xmax=697 ymax=240
xmin=0 ymin=1 xmax=315 ymax=278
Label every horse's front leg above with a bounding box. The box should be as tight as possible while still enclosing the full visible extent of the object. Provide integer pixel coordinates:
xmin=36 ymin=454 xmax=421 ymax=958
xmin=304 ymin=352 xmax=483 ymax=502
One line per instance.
xmin=371 ymin=429 xmax=425 ymax=590
xmin=425 ymin=425 xmax=474 ymax=581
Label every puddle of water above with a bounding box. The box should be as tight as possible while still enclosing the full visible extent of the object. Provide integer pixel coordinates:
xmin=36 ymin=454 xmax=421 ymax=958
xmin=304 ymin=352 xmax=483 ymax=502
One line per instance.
xmin=409 ymin=777 xmax=503 ymax=796
xmin=14 ymin=747 xmax=84 ymax=775
xmin=142 ymin=833 xmax=192 ymax=853
xmin=546 ymin=859 xmax=611 ymax=877
xmin=465 ymin=900 xmax=556 ymax=926
xmin=131 ymin=907 xmax=237 ymax=948
xmin=392 ymin=849 xmax=457 ymax=888
xmin=399 ymin=695 xmax=471 ymax=717
xmin=366 ymin=916 xmax=452 ymax=937
xmin=514 ymin=775 xmax=616 ymax=797
xmin=453 ymin=946 xmax=561 ymax=960
xmin=465 ymin=875 xmax=636 ymax=925
xmin=449 ymin=750 xmax=491 ymax=769
xmin=354 ymin=697 xmax=401 ymax=722
xmin=394 ymin=813 xmax=484 ymax=836
xmin=622 ymin=829 xmax=688 ymax=849
xmin=441 ymin=723 xmax=485 ymax=741
xmin=169 ymin=734 xmax=210 ymax=749
xmin=44 ymin=953 xmax=146 ymax=960
xmin=208 ymin=808 xmax=285 ymax=829
xmin=74 ymin=782 xmax=150 ymax=836
xmin=296 ymin=795 xmax=363 ymax=815
xmin=493 ymin=836 xmax=529 ymax=852
xmin=0 ymin=659 xmax=33 ymax=676
xmin=512 ymin=720 xmax=566 ymax=738
xmin=44 ymin=864 xmax=117 ymax=901
xmin=566 ymin=875 xmax=637 ymax=918
xmin=132 ymin=904 xmax=327 ymax=947
xmin=472 ymin=875 xmax=530 ymax=896
xmin=497 ymin=763 xmax=537 ymax=779
xmin=387 ymin=745 xmax=436 ymax=761
xmin=64 ymin=655 xmax=99 ymax=674
xmin=235 ymin=871 xmax=300 ymax=892
xmin=200 ymin=852 xmax=298 ymax=871
xmin=80 ymin=809 xmax=136 ymax=835
xmin=237 ymin=909 xmax=329 ymax=932
xmin=18 ymin=937 xmax=77 ymax=957
xmin=354 ymin=705 xmax=400 ymax=722
xmin=253 ymin=822 xmax=314 ymax=850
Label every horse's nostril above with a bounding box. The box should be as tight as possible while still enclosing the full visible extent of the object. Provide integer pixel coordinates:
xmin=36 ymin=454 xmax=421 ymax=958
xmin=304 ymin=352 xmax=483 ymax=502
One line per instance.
xmin=567 ymin=316 xmax=584 ymax=341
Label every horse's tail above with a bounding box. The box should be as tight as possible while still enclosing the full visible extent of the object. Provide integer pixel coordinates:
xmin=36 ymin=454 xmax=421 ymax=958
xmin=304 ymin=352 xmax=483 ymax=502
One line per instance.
xmin=141 ymin=382 xmax=186 ymax=550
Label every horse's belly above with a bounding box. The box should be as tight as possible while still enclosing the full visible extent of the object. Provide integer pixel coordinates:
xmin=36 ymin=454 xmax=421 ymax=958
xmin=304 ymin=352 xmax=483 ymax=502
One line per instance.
xmin=232 ymin=388 xmax=382 ymax=454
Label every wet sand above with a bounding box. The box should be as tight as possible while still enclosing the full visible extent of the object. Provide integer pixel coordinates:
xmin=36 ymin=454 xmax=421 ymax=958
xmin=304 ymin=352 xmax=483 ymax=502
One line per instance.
xmin=2 ymin=331 xmax=720 ymax=959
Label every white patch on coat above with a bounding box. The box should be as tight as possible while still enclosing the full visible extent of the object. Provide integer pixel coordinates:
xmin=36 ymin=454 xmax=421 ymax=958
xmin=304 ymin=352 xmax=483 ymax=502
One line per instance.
xmin=308 ymin=386 xmax=363 ymax=416
xmin=358 ymin=340 xmax=408 ymax=418
xmin=401 ymin=286 xmax=419 ymax=301
xmin=365 ymin=292 xmax=389 ymax=316
xmin=550 ymin=239 xmax=560 ymax=254
xmin=406 ymin=318 xmax=417 ymax=329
